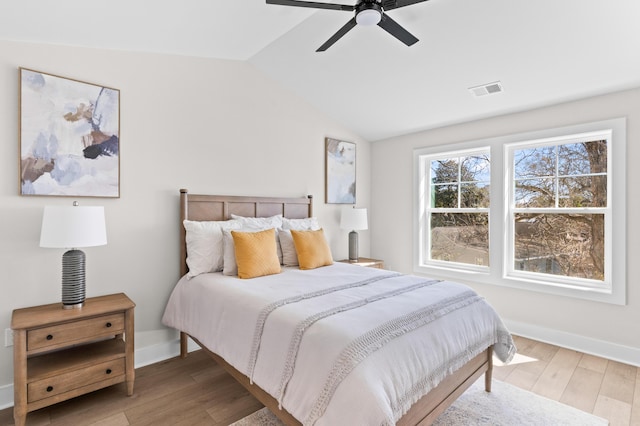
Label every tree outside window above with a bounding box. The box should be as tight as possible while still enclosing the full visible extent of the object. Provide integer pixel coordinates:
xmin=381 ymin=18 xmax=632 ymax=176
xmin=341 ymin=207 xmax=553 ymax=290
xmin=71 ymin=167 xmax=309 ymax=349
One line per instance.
xmin=425 ymin=150 xmax=490 ymax=268
xmin=510 ymin=138 xmax=608 ymax=283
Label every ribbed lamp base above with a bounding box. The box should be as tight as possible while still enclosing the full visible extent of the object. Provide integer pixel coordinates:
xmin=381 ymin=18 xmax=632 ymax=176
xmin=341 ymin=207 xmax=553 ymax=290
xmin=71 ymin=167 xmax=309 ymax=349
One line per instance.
xmin=61 ymin=249 xmax=86 ymax=309
xmin=348 ymin=231 xmax=359 ymax=261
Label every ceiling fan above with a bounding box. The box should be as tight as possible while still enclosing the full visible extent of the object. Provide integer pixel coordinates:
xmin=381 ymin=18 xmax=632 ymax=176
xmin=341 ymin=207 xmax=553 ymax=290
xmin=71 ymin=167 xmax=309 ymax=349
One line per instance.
xmin=266 ymin=0 xmax=429 ymax=52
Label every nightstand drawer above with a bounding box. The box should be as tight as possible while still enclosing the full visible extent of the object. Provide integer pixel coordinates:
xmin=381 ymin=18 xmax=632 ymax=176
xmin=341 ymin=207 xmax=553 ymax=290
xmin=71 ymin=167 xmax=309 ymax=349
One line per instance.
xmin=27 ymin=313 xmax=124 ymax=352
xmin=27 ymin=358 xmax=125 ymax=403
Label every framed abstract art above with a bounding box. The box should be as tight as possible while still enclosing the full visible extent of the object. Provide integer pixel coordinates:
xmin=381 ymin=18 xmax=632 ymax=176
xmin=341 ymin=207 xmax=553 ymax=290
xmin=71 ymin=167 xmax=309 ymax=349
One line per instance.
xmin=19 ymin=68 xmax=120 ymax=197
xmin=325 ymin=137 xmax=356 ymax=204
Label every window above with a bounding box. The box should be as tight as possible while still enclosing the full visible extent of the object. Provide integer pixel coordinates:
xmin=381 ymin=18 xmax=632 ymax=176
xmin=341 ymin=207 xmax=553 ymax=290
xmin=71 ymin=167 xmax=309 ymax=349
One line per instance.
xmin=506 ymin=133 xmax=610 ymax=289
xmin=414 ymin=118 xmax=626 ymax=305
xmin=418 ymin=148 xmax=490 ymax=270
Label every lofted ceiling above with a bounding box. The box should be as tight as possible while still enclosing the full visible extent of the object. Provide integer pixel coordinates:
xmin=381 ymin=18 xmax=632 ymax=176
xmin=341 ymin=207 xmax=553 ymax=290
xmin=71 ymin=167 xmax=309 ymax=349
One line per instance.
xmin=2 ymin=0 xmax=639 ymax=141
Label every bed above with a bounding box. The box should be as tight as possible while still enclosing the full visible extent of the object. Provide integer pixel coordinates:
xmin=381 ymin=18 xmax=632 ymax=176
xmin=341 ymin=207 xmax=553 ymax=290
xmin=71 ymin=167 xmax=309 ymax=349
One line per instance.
xmin=162 ymin=189 xmax=515 ymax=425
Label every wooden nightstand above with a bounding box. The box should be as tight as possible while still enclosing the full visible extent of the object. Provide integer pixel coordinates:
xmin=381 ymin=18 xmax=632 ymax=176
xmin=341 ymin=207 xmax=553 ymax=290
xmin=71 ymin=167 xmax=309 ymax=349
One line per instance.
xmin=339 ymin=257 xmax=384 ymax=269
xmin=11 ymin=293 xmax=135 ymax=426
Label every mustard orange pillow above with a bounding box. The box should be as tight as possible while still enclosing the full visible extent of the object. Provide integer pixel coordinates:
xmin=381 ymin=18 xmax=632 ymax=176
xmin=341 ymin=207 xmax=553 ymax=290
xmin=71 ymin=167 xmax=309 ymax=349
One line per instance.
xmin=290 ymin=229 xmax=333 ymax=270
xmin=232 ymin=229 xmax=281 ymax=279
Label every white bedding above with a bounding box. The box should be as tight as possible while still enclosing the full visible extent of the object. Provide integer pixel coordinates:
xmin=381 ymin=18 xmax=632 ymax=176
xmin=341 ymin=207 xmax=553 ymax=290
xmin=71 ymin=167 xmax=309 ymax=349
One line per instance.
xmin=162 ymin=262 xmax=515 ymax=426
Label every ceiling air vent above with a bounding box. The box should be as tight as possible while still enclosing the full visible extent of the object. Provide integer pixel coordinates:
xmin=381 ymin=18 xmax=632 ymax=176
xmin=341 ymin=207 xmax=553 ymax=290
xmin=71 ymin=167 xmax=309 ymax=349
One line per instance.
xmin=469 ymin=81 xmax=503 ymax=97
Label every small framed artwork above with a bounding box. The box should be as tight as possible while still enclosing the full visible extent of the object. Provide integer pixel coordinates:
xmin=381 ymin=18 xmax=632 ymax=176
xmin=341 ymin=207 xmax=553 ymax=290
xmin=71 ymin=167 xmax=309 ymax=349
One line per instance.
xmin=325 ymin=137 xmax=356 ymax=204
xmin=19 ymin=68 xmax=120 ymax=197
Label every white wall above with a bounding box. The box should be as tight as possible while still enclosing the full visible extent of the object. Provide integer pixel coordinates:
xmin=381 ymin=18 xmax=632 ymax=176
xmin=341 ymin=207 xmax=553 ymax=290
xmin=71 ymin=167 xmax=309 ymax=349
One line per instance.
xmin=371 ymin=88 xmax=640 ymax=365
xmin=0 ymin=40 xmax=371 ymax=403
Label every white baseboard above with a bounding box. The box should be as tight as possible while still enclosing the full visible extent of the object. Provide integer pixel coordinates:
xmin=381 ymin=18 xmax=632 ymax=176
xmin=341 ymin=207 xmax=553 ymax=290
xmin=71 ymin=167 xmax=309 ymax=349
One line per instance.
xmin=2 ymin=327 xmax=638 ymax=411
xmin=134 ymin=334 xmax=199 ymax=368
xmin=504 ymin=319 xmax=640 ymax=368
xmin=0 ymin=384 xmax=12 ymax=411
xmin=0 ymin=337 xmax=200 ymax=411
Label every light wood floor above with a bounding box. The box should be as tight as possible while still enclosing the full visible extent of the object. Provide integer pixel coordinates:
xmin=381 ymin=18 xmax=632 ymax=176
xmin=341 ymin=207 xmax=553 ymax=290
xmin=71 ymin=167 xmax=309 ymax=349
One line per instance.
xmin=1 ymin=335 xmax=638 ymax=426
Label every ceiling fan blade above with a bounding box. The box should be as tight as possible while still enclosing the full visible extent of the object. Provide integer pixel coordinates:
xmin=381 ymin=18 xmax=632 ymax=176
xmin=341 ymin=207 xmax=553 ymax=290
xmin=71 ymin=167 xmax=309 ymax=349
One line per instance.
xmin=377 ymin=13 xmax=419 ymax=46
xmin=381 ymin=0 xmax=429 ymax=12
xmin=317 ymin=17 xmax=357 ymax=51
xmin=266 ymin=0 xmax=354 ymax=11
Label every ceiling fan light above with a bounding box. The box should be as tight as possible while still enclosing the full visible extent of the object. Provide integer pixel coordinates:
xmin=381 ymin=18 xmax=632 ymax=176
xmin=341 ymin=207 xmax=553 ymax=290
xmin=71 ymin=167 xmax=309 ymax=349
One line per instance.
xmin=356 ymin=9 xmax=382 ymax=26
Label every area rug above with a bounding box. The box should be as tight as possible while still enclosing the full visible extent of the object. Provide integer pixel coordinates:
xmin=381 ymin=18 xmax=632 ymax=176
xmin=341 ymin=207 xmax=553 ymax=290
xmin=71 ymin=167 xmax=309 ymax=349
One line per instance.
xmin=230 ymin=379 xmax=608 ymax=425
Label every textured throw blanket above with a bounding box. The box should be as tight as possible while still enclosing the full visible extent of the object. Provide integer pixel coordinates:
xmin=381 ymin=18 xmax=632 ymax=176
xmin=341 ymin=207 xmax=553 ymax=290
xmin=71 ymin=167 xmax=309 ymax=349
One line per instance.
xmin=163 ymin=263 xmax=515 ymax=426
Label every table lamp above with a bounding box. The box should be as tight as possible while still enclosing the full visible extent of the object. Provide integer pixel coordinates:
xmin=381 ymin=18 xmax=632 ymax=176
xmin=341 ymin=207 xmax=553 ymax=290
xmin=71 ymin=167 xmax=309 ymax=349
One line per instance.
xmin=40 ymin=202 xmax=107 ymax=309
xmin=340 ymin=207 xmax=368 ymax=261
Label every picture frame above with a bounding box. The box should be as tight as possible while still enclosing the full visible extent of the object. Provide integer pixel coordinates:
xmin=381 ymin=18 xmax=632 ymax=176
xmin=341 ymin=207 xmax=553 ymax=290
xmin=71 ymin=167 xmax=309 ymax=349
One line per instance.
xmin=325 ymin=137 xmax=356 ymax=204
xmin=19 ymin=68 xmax=120 ymax=197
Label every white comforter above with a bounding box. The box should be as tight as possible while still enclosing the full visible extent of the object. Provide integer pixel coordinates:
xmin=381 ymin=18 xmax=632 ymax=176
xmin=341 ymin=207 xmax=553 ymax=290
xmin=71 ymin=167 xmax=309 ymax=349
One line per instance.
xmin=162 ymin=262 xmax=515 ymax=426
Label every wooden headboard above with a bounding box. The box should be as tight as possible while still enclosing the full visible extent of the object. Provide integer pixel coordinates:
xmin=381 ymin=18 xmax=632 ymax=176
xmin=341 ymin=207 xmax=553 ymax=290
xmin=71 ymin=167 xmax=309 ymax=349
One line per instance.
xmin=179 ymin=189 xmax=313 ymax=276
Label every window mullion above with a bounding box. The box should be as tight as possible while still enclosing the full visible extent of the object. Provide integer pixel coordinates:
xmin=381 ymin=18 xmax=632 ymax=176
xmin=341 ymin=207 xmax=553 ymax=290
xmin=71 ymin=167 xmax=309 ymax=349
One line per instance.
xmin=457 ymin=157 xmax=462 ymax=209
xmin=555 ymin=146 xmax=559 ymax=208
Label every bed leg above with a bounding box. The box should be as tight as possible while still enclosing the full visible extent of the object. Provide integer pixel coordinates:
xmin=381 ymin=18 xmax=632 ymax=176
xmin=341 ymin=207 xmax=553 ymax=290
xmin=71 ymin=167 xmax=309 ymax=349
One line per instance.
xmin=180 ymin=332 xmax=188 ymax=358
xmin=485 ymin=346 xmax=493 ymax=392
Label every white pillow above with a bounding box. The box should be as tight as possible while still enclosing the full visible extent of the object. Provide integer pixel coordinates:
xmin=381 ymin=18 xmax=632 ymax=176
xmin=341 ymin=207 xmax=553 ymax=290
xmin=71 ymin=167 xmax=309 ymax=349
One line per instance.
xmin=279 ymin=217 xmax=321 ymax=266
xmin=282 ymin=217 xmax=320 ymax=230
xmin=222 ymin=228 xmax=280 ymax=276
xmin=279 ymin=229 xmax=299 ymax=267
xmin=183 ymin=219 xmax=241 ymax=278
xmin=231 ymin=214 xmax=283 ymax=230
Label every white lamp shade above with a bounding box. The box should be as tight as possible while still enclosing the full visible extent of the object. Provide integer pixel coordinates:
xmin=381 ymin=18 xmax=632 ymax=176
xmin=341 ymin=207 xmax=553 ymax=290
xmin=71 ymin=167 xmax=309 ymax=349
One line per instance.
xmin=340 ymin=208 xmax=368 ymax=231
xmin=40 ymin=206 xmax=107 ymax=248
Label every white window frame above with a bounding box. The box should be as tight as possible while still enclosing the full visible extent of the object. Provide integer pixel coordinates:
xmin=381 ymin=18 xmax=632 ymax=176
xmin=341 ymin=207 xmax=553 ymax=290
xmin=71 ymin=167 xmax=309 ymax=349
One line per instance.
xmin=505 ymin=130 xmax=612 ymax=291
xmin=418 ymin=147 xmax=491 ymax=273
xmin=414 ymin=118 xmax=626 ymax=305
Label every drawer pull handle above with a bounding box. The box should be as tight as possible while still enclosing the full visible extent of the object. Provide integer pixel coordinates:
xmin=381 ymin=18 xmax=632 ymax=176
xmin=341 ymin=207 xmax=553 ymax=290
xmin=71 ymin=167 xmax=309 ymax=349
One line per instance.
xmin=46 ymin=386 xmax=53 ymax=392
xmin=106 ymin=369 xmax=112 ymax=374
xmin=46 ymin=334 xmax=53 ymax=340
xmin=106 ymin=322 xmax=112 ymax=328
